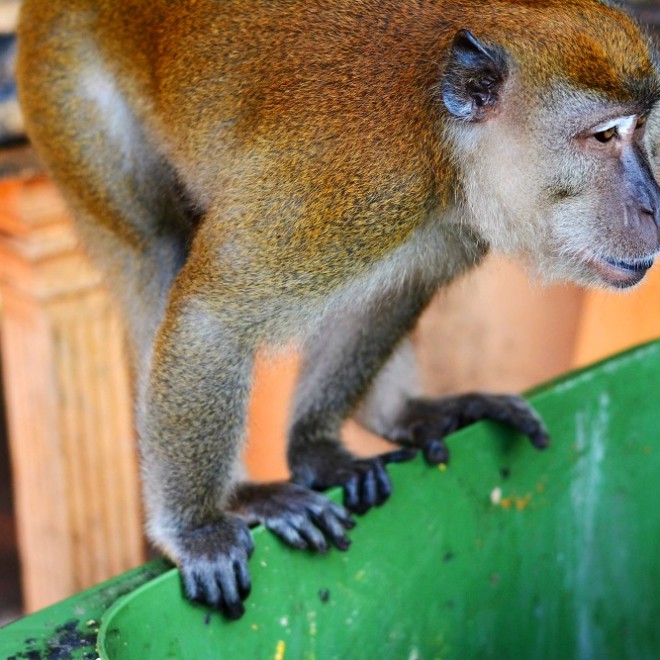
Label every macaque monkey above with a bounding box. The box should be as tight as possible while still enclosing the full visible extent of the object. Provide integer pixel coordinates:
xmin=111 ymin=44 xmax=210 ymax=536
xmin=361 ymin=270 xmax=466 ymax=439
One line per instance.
xmin=16 ymin=0 xmax=660 ymax=618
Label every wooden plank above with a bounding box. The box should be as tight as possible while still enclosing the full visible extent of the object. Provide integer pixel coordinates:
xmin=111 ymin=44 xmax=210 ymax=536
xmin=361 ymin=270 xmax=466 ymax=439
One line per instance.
xmin=0 ymin=179 xmax=144 ymax=612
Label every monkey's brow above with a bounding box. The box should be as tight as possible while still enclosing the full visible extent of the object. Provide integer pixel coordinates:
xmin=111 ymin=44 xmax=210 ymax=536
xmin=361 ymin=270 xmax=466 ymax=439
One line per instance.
xmin=626 ymin=77 xmax=660 ymax=112
xmin=580 ymin=86 xmax=660 ymax=125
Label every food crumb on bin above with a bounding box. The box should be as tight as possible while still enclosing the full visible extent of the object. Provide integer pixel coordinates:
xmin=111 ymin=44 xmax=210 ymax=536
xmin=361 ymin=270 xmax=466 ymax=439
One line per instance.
xmin=490 ymin=487 xmax=532 ymax=511
xmin=490 ymin=487 xmax=502 ymax=505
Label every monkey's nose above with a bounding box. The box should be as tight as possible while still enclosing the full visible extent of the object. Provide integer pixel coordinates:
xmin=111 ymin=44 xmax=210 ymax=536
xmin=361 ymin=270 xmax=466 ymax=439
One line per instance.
xmin=628 ymin=199 xmax=660 ymax=252
xmin=641 ymin=181 xmax=660 ymax=226
xmin=641 ymin=203 xmax=656 ymax=218
xmin=637 ymin=191 xmax=660 ymax=231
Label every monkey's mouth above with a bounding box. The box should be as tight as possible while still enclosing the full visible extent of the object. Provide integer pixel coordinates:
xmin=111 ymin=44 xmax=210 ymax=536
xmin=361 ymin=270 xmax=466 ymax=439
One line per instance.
xmin=587 ymin=254 xmax=655 ymax=288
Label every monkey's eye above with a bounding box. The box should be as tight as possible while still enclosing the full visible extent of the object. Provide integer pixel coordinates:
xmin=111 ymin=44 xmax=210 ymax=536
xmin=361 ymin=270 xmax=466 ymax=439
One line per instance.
xmin=593 ymin=126 xmax=617 ymax=143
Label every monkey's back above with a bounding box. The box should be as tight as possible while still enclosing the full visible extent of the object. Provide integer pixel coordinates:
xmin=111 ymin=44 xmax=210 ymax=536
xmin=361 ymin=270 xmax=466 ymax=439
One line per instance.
xmin=17 ymin=0 xmax=654 ymax=290
xmin=19 ymin=1 xmax=463 ymax=282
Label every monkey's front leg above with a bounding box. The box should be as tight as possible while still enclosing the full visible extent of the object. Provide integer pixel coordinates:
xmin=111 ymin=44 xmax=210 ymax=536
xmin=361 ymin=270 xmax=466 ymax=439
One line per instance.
xmin=141 ymin=296 xmax=352 ymax=618
xmin=139 ymin=298 xmax=256 ymax=619
xmin=388 ymin=393 xmax=550 ymax=464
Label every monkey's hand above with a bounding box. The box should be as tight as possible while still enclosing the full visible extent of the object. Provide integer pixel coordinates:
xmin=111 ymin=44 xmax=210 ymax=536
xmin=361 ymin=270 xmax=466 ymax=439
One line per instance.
xmin=389 ymin=393 xmax=549 ymax=464
xmin=176 ymin=514 xmax=254 ymax=620
xmin=229 ymin=482 xmax=355 ymax=552
xmin=289 ymin=442 xmax=416 ymax=515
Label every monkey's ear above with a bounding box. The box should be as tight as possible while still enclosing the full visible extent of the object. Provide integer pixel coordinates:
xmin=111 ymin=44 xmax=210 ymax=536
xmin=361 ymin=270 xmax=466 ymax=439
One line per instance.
xmin=442 ymin=29 xmax=508 ymax=122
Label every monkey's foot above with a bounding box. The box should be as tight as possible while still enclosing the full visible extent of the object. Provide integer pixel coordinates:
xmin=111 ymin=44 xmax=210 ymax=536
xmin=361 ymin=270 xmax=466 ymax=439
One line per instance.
xmin=289 ymin=442 xmax=416 ymax=515
xmin=229 ymin=482 xmax=355 ymax=552
xmin=176 ymin=514 xmax=254 ymax=620
xmin=389 ymin=393 xmax=550 ymax=464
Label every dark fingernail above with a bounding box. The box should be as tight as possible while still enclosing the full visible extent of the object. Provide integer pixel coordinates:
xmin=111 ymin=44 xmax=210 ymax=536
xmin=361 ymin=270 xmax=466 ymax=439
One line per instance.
xmin=334 ymin=535 xmax=351 ymax=551
xmin=531 ymin=432 xmax=551 ymax=449
xmin=381 ymin=448 xmax=418 ymax=464
xmin=224 ymin=601 xmax=245 ymax=621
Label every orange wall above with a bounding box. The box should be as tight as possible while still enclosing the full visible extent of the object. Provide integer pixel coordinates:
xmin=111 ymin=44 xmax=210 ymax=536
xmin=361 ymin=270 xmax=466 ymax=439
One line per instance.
xmin=245 ymin=256 xmax=660 ymax=482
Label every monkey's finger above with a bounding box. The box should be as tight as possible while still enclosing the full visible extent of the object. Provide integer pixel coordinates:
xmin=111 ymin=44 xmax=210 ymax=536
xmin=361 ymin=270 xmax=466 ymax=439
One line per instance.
xmin=356 ymin=465 xmax=377 ymax=509
xmin=360 ymin=459 xmax=389 ymax=506
xmin=520 ymin=419 xmax=550 ymax=450
xmin=509 ymin=402 xmax=550 ymax=450
xmin=321 ymin=500 xmax=356 ymax=530
xmin=182 ymin=568 xmax=212 ymax=605
xmin=372 ymin=459 xmax=393 ymax=503
xmin=343 ymin=475 xmax=367 ymax=514
xmin=296 ymin=517 xmax=330 ymax=553
xmin=264 ymin=518 xmax=310 ymax=550
xmin=379 ymin=447 xmax=418 ymax=464
xmin=185 ymin=563 xmax=247 ymax=619
xmin=233 ymin=559 xmax=252 ymax=601
xmin=220 ymin=593 xmax=245 ymax=621
xmin=468 ymin=395 xmax=551 ymax=450
xmin=304 ymin=492 xmax=356 ymax=531
xmin=238 ymin=523 xmax=256 ymax=558
xmin=312 ymin=508 xmax=353 ymax=551
xmin=422 ymin=437 xmax=450 ymax=465
xmin=215 ymin=564 xmax=245 ymax=621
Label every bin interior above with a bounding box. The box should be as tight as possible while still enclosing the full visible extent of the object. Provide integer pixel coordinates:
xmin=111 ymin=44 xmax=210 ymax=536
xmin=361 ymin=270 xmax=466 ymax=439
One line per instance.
xmin=96 ymin=341 xmax=660 ymax=660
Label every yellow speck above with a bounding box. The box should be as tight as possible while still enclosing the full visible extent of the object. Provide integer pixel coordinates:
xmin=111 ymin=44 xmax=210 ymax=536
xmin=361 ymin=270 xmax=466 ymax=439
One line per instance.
xmin=251 ymin=624 xmax=259 ymax=631
xmin=355 ymin=569 xmax=366 ymax=581
xmin=515 ymin=493 xmax=532 ymax=511
xmin=500 ymin=497 xmax=513 ymax=510
xmin=438 ymin=464 xmax=447 ymax=472
xmin=274 ymin=640 xmax=286 ymax=660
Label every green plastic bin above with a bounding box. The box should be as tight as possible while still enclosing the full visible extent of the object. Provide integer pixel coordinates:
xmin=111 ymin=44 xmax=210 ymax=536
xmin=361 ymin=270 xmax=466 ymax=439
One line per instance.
xmin=2 ymin=340 xmax=660 ymax=659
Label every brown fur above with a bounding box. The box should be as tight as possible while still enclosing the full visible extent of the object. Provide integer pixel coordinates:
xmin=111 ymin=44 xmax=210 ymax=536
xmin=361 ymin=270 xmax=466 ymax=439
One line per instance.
xmin=16 ymin=0 xmax=660 ymax=617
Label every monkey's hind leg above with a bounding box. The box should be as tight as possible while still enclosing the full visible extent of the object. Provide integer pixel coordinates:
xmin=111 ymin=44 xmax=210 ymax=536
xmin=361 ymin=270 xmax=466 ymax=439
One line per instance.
xmin=388 ymin=393 xmax=550 ymax=465
xmin=287 ymin=291 xmax=427 ymax=515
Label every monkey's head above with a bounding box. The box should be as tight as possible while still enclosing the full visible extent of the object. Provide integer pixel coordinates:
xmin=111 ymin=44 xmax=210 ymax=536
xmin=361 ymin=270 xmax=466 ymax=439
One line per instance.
xmin=441 ymin=2 xmax=660 ymax=289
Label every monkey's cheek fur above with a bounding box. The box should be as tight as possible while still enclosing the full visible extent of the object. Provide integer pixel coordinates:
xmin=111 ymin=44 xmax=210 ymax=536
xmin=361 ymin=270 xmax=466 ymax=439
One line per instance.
xmin=583 ymin=254 xmax=655 ymax=289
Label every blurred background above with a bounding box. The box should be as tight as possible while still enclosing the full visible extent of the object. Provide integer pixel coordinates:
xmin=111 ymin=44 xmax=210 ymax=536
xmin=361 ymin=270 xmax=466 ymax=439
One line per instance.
xmin=2 ymin=0 xmax=660 ymax=627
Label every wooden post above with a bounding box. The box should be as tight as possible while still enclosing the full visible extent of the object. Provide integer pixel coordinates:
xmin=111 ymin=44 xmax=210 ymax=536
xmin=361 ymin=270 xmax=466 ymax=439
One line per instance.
xmin=0 ymin=176 xmax=144 ymax=612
